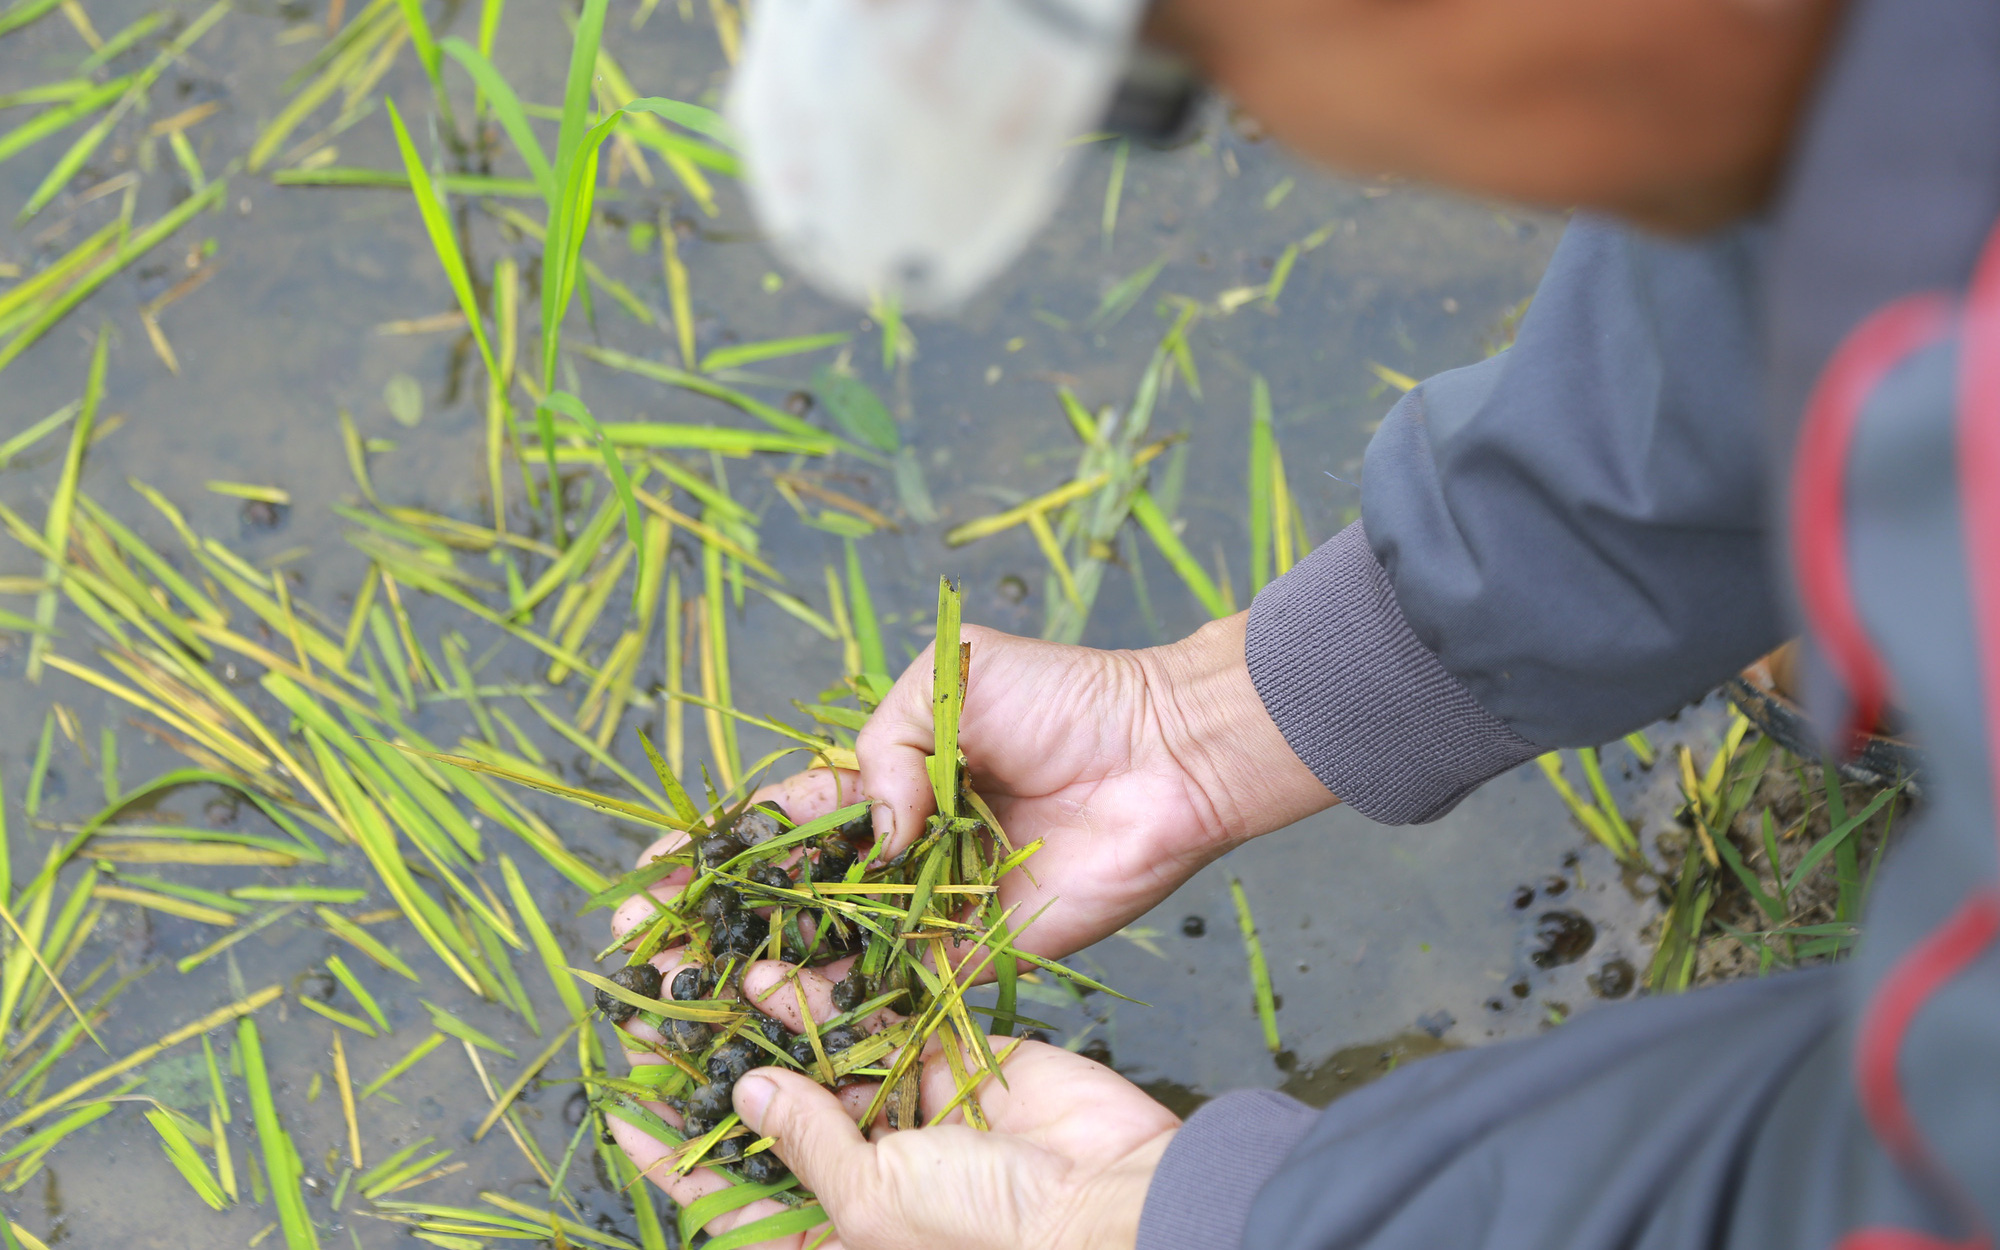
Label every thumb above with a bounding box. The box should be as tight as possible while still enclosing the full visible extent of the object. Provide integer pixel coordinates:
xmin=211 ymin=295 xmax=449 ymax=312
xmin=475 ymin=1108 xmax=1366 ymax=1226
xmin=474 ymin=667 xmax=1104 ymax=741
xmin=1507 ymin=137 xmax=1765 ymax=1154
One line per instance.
xmin=856 ymin=644 xmax=939 ymax=858
xmin=734 ymin=1069 xmax=876 ymax=1205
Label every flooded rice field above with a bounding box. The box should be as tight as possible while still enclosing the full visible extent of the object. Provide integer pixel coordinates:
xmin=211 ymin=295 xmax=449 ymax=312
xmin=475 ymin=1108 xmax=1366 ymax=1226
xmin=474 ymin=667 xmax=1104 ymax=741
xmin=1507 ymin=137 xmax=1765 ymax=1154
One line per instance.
xmin=0 ymin=0 xmax=1777 ymax=1243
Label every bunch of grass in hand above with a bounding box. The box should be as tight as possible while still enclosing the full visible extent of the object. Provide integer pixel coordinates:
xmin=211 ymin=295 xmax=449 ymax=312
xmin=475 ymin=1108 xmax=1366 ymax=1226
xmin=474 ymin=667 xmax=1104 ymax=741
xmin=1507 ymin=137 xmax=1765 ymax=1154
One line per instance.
xmin=572 ymin=580 xmax=1126 ymax=1203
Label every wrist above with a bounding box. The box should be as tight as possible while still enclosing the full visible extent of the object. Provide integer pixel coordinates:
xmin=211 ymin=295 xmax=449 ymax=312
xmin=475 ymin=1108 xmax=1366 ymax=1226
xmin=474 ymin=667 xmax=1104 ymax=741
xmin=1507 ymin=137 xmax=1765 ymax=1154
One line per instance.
xmin=1134 ymin=613 xmax=1336 ymax=849
xmin=1059 ymin=1127 xmax=1176 ymax=1250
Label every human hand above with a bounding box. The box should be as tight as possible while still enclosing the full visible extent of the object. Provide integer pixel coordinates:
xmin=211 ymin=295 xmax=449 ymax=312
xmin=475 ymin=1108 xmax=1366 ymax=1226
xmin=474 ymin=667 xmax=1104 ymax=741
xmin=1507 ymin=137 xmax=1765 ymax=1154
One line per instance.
xmin=605 ymin=810 xmax=894 ymax=1245
xmin=855 ymin=611 xmax=1334 ymax=961
xmin=604 ymin=880 xmax=1176 ymax=1250
xmin=729 ymin=1036 xmax=1180 ymax=1250
xmin=606 ymin=841 xmax=1174 ymax=1248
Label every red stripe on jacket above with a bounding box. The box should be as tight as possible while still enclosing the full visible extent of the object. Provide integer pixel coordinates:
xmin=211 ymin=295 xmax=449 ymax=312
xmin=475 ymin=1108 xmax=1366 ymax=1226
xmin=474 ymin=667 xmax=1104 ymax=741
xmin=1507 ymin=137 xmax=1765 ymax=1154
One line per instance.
xmin=1791 ymin=292 xmax=1953 ymax=749
xmin=1819 ymin=224 xmax=2000 ymax=1250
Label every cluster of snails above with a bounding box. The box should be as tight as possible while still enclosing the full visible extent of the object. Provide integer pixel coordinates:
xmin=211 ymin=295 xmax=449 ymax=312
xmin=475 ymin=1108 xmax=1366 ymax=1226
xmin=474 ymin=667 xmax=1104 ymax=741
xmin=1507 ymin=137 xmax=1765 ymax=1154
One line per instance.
xmin=595 ymin=800 xmax=883 ymax=1185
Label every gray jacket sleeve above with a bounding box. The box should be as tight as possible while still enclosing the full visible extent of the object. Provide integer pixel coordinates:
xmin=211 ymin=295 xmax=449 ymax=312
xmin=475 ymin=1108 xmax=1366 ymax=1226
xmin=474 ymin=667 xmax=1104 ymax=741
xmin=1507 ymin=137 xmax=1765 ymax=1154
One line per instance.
xmin=1140 ymin=253 xmax=2000 ymax=1250
xmin=1247 ymin=216 xmax=1784 ymax=824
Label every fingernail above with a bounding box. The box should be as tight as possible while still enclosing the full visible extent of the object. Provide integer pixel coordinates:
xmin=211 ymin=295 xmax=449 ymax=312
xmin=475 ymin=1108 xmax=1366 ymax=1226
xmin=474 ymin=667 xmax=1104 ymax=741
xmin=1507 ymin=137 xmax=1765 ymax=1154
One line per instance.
xmin=733 ymin=1074 xmax=776 ymax=1125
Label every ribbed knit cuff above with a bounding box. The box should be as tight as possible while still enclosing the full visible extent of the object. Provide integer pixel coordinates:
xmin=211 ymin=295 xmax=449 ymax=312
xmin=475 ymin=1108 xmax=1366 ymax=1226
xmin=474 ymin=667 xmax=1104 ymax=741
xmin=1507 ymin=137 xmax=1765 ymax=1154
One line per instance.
xmin=1246 ymin=522 xmax=1541 ymax=824
xmin=1135 ymin=1090 xmax=1320 ymax=1250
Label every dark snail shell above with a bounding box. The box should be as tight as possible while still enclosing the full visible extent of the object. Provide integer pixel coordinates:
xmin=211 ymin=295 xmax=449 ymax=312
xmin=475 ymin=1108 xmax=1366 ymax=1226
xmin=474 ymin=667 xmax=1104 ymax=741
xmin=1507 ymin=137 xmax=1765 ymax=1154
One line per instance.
xmin=695 ymin=833 xmax=748 ymax=871
xmin=734 ymin=803 xmax=789 ymax=846
xmin=695 ymin=885 xmax=742 ymax=927
xmin=715 ymin=911 xmax=768 ymax=958
xmin=835 ymin=808 xmax=874 ymax=843
xmin=812 ymin=842 xmax=856 ymax=885
xmin=739 ymin=1151 xmax=788 ymax=1185
xmin=814 ymin=913 xmax=864 ymax=960
xmin=747 ymin=862 xmax=794 ymax=892
xmin=707 ymin=1038 xmax=761 ymax=1087
xmin=830 ymin=969 xmax=872 ymax=1013
xmin=662 ymin=1016 xmax=713 ymax=1053
xmin=681 ymin=1080 xmax=734 ymax=1133
xmin=595 ymin=962 xmax=662 ymax=1023
xmin=707 ymin=1133 xmax=747 ymax=1162
xmin=757 ymin=1015 xmax=792 ymax=1048
xmin=820 ymin=1024 xmax=865 ymax=1054
xmin=670 ymin=964 xmax=714 ymax=1002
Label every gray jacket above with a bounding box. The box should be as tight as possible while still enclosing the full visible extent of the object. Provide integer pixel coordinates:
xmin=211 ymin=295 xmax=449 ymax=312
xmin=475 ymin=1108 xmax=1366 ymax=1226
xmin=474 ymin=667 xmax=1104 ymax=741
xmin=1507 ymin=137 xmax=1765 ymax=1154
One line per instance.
xmin=1139 ymin=1 xmax=2000 ymax=1247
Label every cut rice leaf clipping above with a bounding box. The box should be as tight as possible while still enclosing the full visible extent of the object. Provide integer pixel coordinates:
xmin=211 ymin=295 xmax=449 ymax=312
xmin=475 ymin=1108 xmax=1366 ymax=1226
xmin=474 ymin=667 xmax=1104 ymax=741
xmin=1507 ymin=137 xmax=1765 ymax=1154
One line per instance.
xmin=146 ymin=1105 xmax=229 ymax=1209
xmin=677 ymin=1178 xmax=795 ymax=1246
xmin=238 ymin=1017 xmax=320 ymax=1248
xmin=1229 ymin=877 xmax=1281 ymax=1052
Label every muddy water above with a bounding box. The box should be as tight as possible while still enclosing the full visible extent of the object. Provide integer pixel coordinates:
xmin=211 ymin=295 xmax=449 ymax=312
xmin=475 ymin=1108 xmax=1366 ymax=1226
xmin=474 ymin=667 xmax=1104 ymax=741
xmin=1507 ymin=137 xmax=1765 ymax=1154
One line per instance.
xmin=0 ymin=2 xmax=1678 ymax=1244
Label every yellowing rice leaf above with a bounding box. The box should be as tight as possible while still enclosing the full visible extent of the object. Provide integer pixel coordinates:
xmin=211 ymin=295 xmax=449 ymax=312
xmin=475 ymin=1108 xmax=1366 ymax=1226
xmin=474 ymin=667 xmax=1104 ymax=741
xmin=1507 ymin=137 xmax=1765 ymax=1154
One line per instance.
xmin=93 ymin=885 xmax=236 ymax=927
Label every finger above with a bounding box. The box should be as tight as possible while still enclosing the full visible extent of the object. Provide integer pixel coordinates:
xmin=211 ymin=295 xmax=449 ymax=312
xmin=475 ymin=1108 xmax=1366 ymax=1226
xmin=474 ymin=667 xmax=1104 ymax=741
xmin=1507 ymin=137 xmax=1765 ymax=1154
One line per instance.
xmin=605 ymin=1060 xmax=800 ymax=1239
xmin=610 ymin=830 xmax=697 ymax=946
xmin=615 ymin=948 xmax=736 ymax=1048
xmin=739 ymin=960 xmax=903 ymax=1034
xmin=733 ymin=1069 xmax=878 ymax=1218
xmin=750 ymin=768 xmax=865 ymax=826
xmin=855 ymin=640 xmax=940 ymax=858
xmin=616 ymin=766 xmax=866 ymax=945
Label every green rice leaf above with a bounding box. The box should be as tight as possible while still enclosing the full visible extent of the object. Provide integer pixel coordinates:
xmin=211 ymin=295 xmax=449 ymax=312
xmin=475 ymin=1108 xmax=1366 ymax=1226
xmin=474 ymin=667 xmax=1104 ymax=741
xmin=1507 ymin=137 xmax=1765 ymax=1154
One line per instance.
xmin=269 ymin=168 xmax=542 ymax=198
xmin=811 ymin=365 xmax=899 ymax=454
xmin=440 ymin=37 xmax=551 ymax=200
xmin=316 ymin=906 xmax=419 ymax=981
xmin=929 ymin=578 xmax=964 ymax=818
xmin=540 ymin=391 xmax=641 ymax=551
xmin=579 ymin=345 xmax=843 ymax=450
xmin=360 ymin=1033 xmax=448 ymax=1100
xmin=676 ymin=1179 xmax=794 ymax=1246
xmin=1248 ymin=375 xmax=1274 ymax=593
xmin=637 ymin=730 xmax=701 ymax=825
xmin=0 ymin=75 xmax=130 ymax=164
xmin=701 ymin=332 xmax=849 ymax=374
xmin=1229 ymin=877 xmax=1281 ymax=1052
xmin=622 ymin=96 xmax=737 ymax=148
xmin=420 ymin=999 xmax=517 ymax=1058
xmin=385 ymin=98 xmax=498 ymax=383
xmin=1129 ymin=488 xmax=1230 ymax=618
xmin=16 ymin=1 xmax=229 ymax=223
xmin=844 ymin=539 xmax=889 ymax=699
xmin=0 ymin=0 xmax=61 ymax=39
xmin=382 ymin=742 xmax=685 ymax=832
xmin=501 ymin=855 xmax=587 ymax=1020
xmin=569 ymin=967 xmax=742 ymax=1022
xmin=703 ymin=1205 xmax=828 ymax=1250
xmin=239 ymin=1018 xmax=320 ymax=1248
xmin=326 ymin=954 xmax=389 ymax=1033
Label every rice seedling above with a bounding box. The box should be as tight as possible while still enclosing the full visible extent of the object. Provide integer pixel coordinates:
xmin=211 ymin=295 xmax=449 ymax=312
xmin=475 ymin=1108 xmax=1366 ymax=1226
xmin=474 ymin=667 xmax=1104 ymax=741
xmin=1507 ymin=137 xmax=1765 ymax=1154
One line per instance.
xmin=1537 ymin=749 xmax=1643 ymax=866
xmin=1537 ymin=711 xmax=1909 ymax=991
